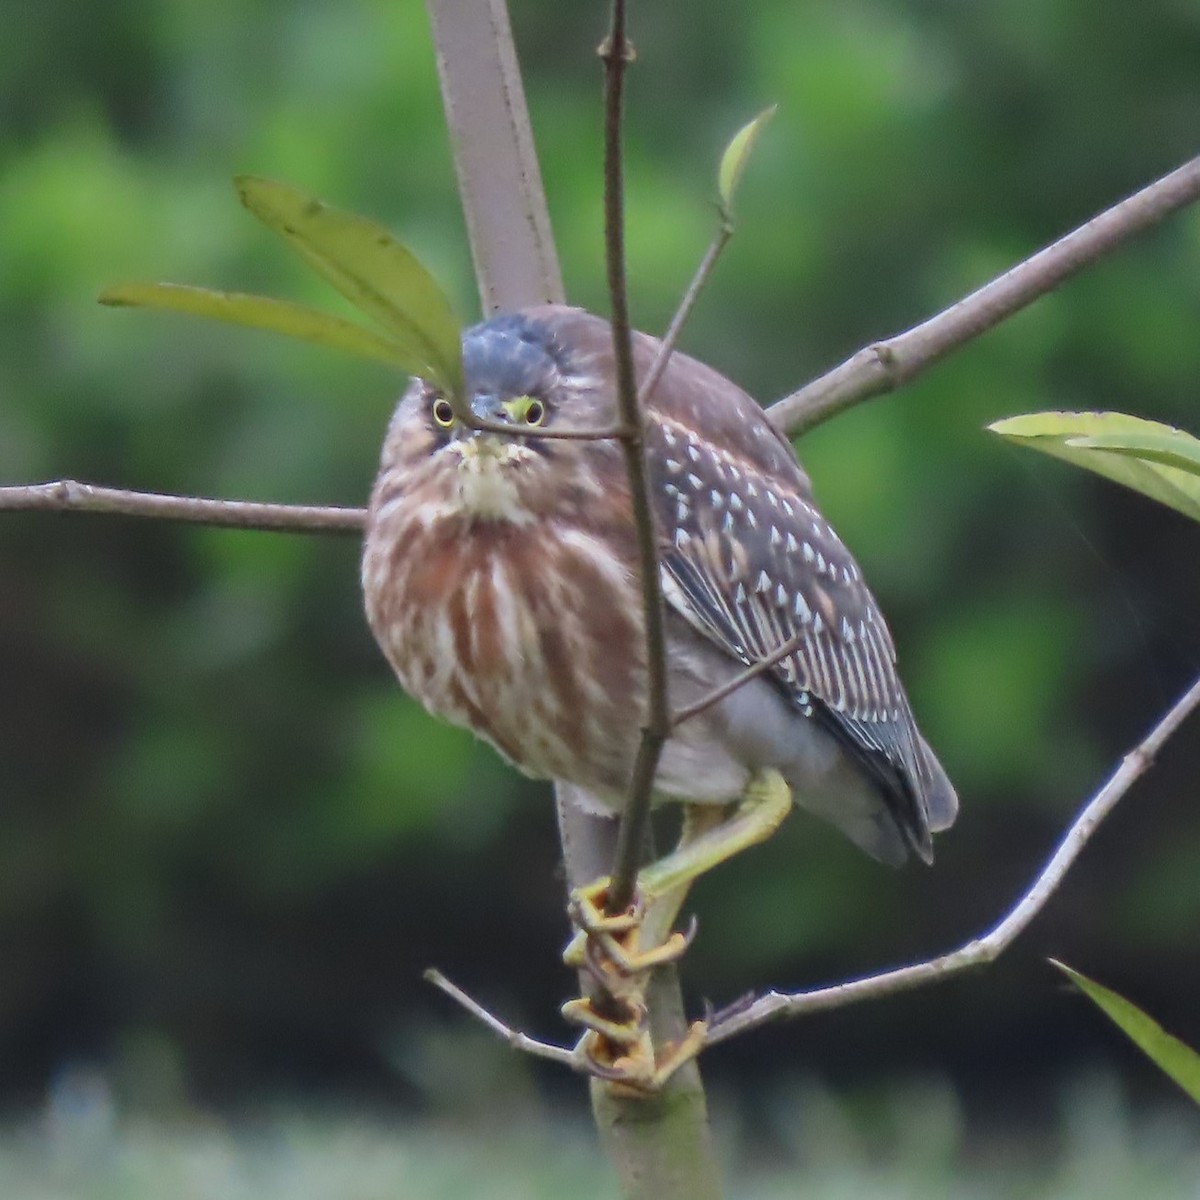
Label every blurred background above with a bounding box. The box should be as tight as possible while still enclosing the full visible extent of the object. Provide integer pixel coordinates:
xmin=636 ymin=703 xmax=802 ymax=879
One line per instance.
xmin=1 ymin=0 xmax=1199 ymax=1195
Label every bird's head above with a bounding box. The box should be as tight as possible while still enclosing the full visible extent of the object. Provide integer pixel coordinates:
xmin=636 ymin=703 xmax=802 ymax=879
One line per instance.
xmin=375 ymin=309 xmax=621 ymax=523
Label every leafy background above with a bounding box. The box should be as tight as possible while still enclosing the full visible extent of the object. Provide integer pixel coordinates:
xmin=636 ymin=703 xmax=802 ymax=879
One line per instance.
xmin=1 ymin=0 xmax=1199 ymax=1192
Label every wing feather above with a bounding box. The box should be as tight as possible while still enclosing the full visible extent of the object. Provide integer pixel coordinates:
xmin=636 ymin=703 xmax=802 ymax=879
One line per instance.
xmin=510 ymin=306 xmax=955 ymax=859
xmin=647 ymin=403 xmax=937 ymax=860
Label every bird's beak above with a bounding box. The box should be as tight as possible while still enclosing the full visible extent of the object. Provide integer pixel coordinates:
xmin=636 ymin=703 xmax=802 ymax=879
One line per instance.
xmin=469 ymin=393 xmax=512 ymax=426
xmin=453 ymin=393 xmax=518 ymax=460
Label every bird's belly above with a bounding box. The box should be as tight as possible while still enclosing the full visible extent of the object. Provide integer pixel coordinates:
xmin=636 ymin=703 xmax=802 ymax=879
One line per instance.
xmin=363 ymin=515 xmax=645 ymax=793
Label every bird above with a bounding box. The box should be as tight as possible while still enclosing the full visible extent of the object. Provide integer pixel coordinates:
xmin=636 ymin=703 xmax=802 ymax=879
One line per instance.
xmin=361 ymin=304 xmax=956 ymax=917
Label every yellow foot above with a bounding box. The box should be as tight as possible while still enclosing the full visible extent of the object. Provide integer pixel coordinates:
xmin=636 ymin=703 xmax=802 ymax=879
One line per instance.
xmin=563 ymin=877 xmax=696 ymax=980
xmin=570 ymin=1019 xmax=709 ymax=1094
xmin=558 ymin=774 xmax=791 ymax=1095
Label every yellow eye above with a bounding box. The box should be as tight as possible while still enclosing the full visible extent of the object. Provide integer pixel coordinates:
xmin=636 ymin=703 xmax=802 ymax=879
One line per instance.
xmin=432 ymin=398 xmax=455 ymax=428
xmin=503 ymin=395 xmax=546 ymax=426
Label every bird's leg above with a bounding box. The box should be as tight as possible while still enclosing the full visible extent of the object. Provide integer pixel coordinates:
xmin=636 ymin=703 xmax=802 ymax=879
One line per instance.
xmin=641 ymin=769 xmax=794 ymax=942
xmin=561 ymin=769 xmax=792 ymax=1090
xmin=565 ymin=769 xmax=793 ymax=969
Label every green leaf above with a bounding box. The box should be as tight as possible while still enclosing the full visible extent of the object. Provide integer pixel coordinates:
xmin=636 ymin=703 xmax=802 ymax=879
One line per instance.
xmin=989 ymin=411 xmax=1200 ymax=524
xmin=717 ymin=105 xmax=777 ymax=217
xmin=99 ymin=282 xmax=412 ymax=368
xmin=1065 ymin=430 xmax=1200 ymax=476
xmin=235 ymin=176 xmax=463 ymax=396
xmin=1051 ymin=960 xmax=1200 ymax=1104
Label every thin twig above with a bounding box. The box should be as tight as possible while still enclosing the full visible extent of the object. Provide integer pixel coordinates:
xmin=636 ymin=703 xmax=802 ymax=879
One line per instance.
xmin=768 ymin=154 xmax=1200 ymax=437
xmin=458 ymin=412 xmax=635 ymax=442
xmin=704 ymin=672 xmax=1200 ymax=1047
xmin=600 ymin=0 xmax=671 ymax=917
xmin=639 ymin=104 xmax=773 ymax=408
xmin=423 ymin=969 xmax=581 ymax=1069
xmin=639 ymin=219 xmax=732 ymax=406
xmin=4 ymin=156 xmax=1197 ymax=542
xmin=0 ymin=480 xmax=365 ymax=534
xmin=671 ymin=628 xmax=807 ymax=728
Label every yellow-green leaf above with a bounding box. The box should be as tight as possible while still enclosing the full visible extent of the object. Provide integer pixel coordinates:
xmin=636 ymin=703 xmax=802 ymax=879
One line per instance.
xmin=99 ymin=282 xmax=412 ymax=368
xmin=1051 ymin=961 xmax=1200 ymax=1104
xmin=235 ymin=176 xmax=463 ymax=396
xmin=717 ymin=105 xmax=777 ymax=217
xmin=989 ymin=411 xmax=1200 ymax=524
xmin=1066 ymin=430 xmax=1200 ymax=475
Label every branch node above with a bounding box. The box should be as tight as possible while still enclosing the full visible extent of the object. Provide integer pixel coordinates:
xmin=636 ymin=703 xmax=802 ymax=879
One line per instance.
xmin=869 ymin=340 xmax=902 ymax=386
xmin=597 ymin=35 xmax=637 ymax=64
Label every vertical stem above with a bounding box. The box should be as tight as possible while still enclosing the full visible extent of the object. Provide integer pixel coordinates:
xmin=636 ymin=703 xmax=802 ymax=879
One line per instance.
xmin=589 ymin=970 xmax=722 ymax=1200
xmin=425 ymin=5 xmax=722 ymax=1198
xmin=600 ymin=0 xmax=672 ymax=917
xmin=425 ymin=0 xmax=564 ymax=312
xmin=557 ymin=790 xmax=722 ymax=1200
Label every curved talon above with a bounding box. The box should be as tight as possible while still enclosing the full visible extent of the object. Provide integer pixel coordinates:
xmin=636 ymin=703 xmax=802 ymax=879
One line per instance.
xmin=675 ymin=913 xmax=700 ymax=954
xmin=575 ymin=1030 xmax=656 ymax=1085
xmin=583 ymin=1054 xmax=645 ymax=1084
xmin=577 ymin=935 xmax=614 ymax=988
xmin=581 ymin=932 xmax=641 ymax=992
xmin=573 ymin=1020 xmax=710 ymax=1093
xmin=564 ymin=924 xmax=646 ymax=976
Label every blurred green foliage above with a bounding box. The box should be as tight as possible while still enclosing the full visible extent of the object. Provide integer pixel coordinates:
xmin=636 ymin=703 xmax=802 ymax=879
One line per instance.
xmin=5 ymin=1072 xmax=1200 ymax=1199
xmin=2 ymin=0 xmax=1200 ymax=1151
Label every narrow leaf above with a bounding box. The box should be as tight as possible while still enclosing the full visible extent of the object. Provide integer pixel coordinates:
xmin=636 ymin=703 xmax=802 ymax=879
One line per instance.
xmin=1051 ymin=961 xmax=1200 ymax=1104
xmin=717 ymin=105 xmax=777 ymax=217
xmin=989 ymin=411 xmax=1200 ymax=524
xmin=235 ymin=176 xmax=463 ymax=396
xmin=1066 ymin=430 xmax=1200 ymax=476
xmin=100 ymin=283 xmax=411 ymax=369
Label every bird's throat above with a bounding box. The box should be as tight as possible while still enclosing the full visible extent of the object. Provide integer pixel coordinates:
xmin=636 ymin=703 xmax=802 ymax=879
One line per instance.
xmin=451 ymin=443 xmax=533 ymax=523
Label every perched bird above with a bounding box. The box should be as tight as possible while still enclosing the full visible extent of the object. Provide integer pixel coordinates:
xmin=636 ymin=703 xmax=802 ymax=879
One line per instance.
xmin=362 ymin=305 xmax=956 ymax=891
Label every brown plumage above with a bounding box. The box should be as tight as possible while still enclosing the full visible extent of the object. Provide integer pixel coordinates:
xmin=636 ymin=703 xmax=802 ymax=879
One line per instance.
xmin=362 ymin=305 xmax=956 ymax=866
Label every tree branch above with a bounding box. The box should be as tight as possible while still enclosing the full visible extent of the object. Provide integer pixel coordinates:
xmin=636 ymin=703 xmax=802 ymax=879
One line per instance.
xmin=767 ymin=154 xmax=1200 ymax=437
xmin=670 ymin=629 xmax=807 ymax=729
xmin=600 ymin=1 xmax=671 ymax=918
xmin=0 ymin=480 xmax=365 ymax=534
xmin=455 ymin=412 xmax=634 ymax=441
xmin=639 ymin=219 xmax=731 ymax=407
xmin=5 ymin=156 xmax=1197 ymax=540
xmin=423 ymin=968 xmax=581 ymax=1069
xmin=425 ymin=0 xmax=564 ymax=313
xmin=704 ymin=672 xmax=1200 ymax=1047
